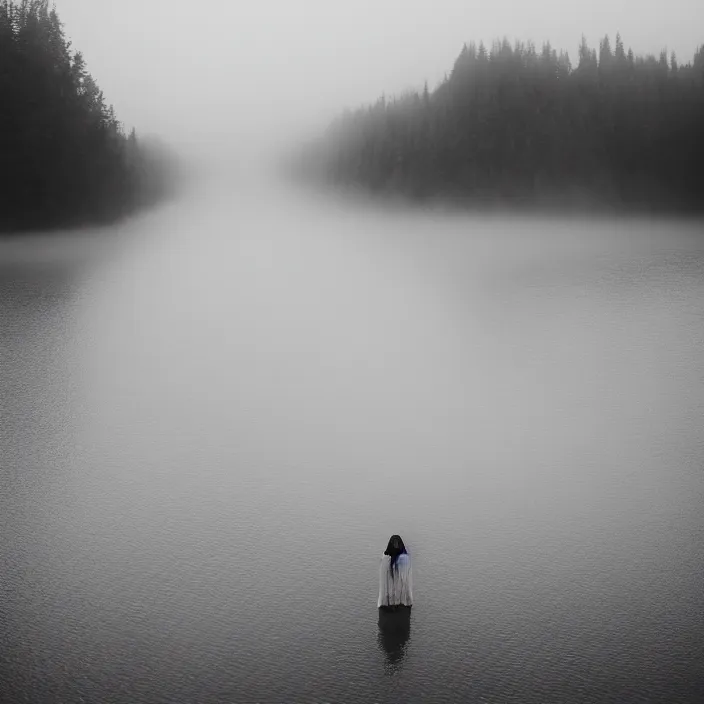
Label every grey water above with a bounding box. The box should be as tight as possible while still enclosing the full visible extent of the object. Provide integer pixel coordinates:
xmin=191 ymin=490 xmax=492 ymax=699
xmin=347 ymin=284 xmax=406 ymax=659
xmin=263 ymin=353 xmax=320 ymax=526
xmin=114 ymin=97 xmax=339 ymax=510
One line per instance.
xmin=2 ymin=178 xmax=704 ymax=703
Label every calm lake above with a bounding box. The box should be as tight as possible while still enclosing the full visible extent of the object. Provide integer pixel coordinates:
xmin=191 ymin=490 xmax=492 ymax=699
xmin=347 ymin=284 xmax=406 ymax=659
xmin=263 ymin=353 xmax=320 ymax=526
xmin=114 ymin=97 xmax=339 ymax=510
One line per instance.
xmin=2 ymin=178 xmax=703 ymax=703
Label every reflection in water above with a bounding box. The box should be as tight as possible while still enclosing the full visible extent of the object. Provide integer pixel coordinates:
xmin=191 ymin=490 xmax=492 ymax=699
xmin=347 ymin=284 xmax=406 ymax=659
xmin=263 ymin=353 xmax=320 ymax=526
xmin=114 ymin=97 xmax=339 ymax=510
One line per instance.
xmin=377 ymin=607 xmax=412 ymax=673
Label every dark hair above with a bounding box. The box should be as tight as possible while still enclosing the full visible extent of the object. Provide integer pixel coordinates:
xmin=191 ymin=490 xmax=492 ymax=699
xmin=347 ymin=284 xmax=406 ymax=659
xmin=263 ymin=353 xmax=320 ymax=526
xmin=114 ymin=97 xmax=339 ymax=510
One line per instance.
xmin=384 ymin=535 xmax=407 ymax=575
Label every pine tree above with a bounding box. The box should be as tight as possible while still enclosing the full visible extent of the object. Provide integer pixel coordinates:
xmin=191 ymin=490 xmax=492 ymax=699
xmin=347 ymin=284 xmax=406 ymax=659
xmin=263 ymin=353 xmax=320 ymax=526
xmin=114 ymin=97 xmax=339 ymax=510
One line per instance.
xmin=0 ymin=1 xmax=173 ymax=232
xmin=296 ymin=32 xmax=704 ymax=212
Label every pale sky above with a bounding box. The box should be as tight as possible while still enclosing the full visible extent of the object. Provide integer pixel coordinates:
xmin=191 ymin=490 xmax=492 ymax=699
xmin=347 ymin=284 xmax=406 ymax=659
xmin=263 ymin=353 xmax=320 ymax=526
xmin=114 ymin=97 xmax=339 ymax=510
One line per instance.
xmin=54 ymin=0 xmax=704 ymax=158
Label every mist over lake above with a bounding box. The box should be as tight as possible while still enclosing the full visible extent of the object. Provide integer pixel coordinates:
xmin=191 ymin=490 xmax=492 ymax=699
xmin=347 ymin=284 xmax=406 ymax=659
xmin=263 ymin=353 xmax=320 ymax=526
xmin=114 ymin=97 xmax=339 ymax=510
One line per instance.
xmin=2 ymin=177 xmax=703 ymax=703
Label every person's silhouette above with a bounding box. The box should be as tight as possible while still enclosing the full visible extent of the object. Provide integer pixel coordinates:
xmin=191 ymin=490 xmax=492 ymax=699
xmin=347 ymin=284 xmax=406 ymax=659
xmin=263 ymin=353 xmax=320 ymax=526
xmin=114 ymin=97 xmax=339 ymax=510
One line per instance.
xmin=377 ymin=535 xmax=413 ymax=608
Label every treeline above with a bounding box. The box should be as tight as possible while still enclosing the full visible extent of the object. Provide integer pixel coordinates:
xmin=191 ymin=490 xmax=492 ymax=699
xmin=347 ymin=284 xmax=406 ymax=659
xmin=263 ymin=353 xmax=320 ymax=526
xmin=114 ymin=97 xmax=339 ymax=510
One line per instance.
xmin=295 ymin=35 xmax=704 ymax=212
xmin=0 ymin=1 xmax=177 ymax=233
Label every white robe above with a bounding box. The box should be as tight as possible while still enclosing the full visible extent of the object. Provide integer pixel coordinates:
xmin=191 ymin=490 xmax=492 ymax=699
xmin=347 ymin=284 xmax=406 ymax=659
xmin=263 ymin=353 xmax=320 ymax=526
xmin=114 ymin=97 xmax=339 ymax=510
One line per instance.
xmin=377 ymin=553 xmax=413 ymax=607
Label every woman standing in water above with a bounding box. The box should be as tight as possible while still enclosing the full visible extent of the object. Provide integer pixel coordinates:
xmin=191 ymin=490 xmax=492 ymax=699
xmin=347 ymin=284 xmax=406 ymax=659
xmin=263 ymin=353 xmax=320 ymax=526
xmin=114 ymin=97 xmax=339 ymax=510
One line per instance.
xmin=378 ymin=535 xmax=413 ymax=609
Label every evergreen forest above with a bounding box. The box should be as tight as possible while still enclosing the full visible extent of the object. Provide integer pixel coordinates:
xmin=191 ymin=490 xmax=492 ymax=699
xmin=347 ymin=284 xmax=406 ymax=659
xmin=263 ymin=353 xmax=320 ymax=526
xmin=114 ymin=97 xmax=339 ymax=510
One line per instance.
xmin=0 ymin=1 xmax=175 ymax=233
xmin=295 ymin=34 xmax=704 ymax=211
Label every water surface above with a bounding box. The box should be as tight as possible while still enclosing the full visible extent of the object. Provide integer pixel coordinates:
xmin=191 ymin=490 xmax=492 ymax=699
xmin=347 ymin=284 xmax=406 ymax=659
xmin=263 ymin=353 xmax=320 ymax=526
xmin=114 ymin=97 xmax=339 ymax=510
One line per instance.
xmin=2 ymin=181 xmax=703 ymax=703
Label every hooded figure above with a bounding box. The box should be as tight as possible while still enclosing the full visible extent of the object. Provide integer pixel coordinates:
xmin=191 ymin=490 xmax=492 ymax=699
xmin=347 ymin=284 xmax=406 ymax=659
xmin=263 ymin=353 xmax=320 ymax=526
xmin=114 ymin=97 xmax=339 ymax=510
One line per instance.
xmin=378 ymin=535 xmax=413 ymax=609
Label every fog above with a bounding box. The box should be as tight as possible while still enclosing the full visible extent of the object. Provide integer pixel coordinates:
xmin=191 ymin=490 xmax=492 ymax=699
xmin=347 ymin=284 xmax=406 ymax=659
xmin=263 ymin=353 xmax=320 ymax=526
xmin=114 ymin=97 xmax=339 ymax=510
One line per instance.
xmin=54 ymin=0 xmax=704 ymax=160
xmin=3 ymin=177 xmax=704 ymax=701
xmin=3 ymin=3 xmax=704 ymax=702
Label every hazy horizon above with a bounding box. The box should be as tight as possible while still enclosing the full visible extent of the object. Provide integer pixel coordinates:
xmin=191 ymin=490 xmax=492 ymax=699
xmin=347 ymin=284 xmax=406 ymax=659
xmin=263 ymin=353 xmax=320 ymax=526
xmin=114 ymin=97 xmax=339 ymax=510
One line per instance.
xmin=52 ymin=0 xmax=704 ymax=160
xmin=4 ymin=4 xmax=704 ymax=700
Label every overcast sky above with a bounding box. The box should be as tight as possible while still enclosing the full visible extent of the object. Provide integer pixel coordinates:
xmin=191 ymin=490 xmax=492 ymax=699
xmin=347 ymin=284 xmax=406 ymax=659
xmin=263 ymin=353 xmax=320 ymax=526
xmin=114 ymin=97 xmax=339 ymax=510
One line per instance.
xmin=54 ymin=0 xmax=704 ymax=157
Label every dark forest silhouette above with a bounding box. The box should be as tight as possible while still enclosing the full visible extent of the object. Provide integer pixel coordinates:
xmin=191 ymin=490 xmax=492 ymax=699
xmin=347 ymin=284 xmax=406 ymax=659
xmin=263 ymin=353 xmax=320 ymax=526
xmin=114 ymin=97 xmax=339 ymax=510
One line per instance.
xmin=295 ymin=35 xmax=704 ymax=212
xmin=0 ymin=0 xmax=176 ymax=233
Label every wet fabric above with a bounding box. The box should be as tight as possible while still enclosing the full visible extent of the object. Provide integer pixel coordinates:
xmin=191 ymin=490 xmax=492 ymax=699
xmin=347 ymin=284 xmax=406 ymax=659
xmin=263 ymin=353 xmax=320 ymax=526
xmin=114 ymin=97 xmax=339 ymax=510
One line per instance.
xmin=377 ymin=553 xmax=413 ymax=607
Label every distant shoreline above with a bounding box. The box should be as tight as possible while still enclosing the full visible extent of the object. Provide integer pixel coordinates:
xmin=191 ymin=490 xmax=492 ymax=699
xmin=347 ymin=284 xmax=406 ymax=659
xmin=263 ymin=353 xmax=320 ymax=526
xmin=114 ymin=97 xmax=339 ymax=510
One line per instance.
xmin=293 ymin=179 xmax=704 ymax=221
xmin=0 ymin=2 xmax=176 ymax=236
xmin=293 ymin=34 xmax=704 ymax=216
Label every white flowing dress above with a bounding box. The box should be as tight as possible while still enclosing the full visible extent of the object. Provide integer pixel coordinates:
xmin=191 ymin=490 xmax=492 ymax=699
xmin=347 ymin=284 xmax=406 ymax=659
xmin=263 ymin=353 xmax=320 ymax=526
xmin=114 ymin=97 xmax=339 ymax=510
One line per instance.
xmin=377 ymin=553 xmax=413 ymax=607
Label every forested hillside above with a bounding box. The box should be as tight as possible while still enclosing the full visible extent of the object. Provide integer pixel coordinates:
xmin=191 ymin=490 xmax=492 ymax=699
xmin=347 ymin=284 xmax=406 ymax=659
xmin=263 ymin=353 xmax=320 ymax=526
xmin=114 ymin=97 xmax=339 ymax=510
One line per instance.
xmin=296 ymin=35 xmax=704 ymax=211
xmin=0 ymin=0 xmax=176 ymax=232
